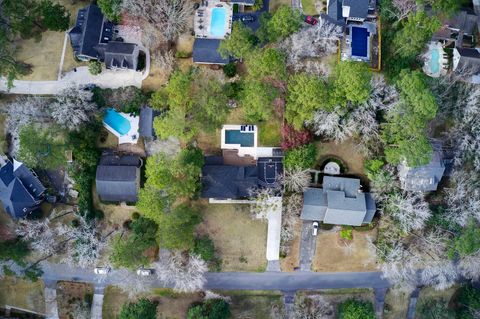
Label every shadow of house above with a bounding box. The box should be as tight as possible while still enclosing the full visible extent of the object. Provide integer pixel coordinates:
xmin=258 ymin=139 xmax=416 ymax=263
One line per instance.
xmin=0 ymin=159 xmax=46 ymax=219
xmin=95 ymin=153 xmax=142 ymax=203
xmin=68 ymin=4 xmax=140 ymax=70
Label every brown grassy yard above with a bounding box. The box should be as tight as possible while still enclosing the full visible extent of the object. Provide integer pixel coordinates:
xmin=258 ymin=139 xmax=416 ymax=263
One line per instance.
xmin=297 ymin=288 xmax=375 ymax=318
xmin=269 ymin=0 xmax=291 ymax=12
xmin=280 ymin=217 xmax=301 ymax=271
xmin=417 ymin=285 xmax=459 ymax=306
xmin=56 ymin=281 xmax=93 ymax=319
xmin=312 ymin=228 xmax=379 ymax=272
xmin=102 ymin=286 xmax=202 ymax=319
xmin=0 ymin=277 xmax=45 ymax=314
xmin=384 ymin=289 xmax=410 ymax=319
xmin=196 ymin=200 xmax=268 ymax=272
xmin=218 ymin=290 xmax=284 ymax=318
xmin=315 ymin=139 xmax=366 ymax=176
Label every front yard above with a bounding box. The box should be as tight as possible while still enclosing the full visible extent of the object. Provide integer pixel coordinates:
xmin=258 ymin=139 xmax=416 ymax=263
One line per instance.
xmin=312 ymin=228 xmax=378 ymax=272
xmin=0 ymin=277 xmax=45 ymax=314
xmin=56 ymin=281 xmax=93 ymax=319
xmin=218 ymin=290 xmax=284 ymax=318
xmin=196 ymin=200 xmax=268 ymax=272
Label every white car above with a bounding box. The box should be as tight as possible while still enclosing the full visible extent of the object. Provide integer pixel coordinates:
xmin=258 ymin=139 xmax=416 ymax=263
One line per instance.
xmin=136 ymin=268 xmax=154 ymax=276
xmin=312 ymin=221 xmax=319 ymax=236
xmin=94 ymin=267 xmax=110 ymax=275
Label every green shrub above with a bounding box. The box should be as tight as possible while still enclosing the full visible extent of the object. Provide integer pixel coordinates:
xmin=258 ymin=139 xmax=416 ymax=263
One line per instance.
xmin=175 ymin=50 xmax=191 ymax=58
xmin=132 ymin=212 xmax=140 ymax=220
xmin=338 ymin=299 xmax=375 ymax=319
xmin=284 ymin=143 xmax=317 ymax=170
xmin=88 ymin=60 xmax=102 ymax=75
xmin=187 ymin=299 xmax=230 ymax=319
xmin=192 ymin=236 xmax=215 ymax=262
xmin=223 ymin=62 xmax=237 ymax=77
xmin=340 ymin=228 xmax=353 ymax=241
xmin=120 ymin=298 xmax=157 ymax=319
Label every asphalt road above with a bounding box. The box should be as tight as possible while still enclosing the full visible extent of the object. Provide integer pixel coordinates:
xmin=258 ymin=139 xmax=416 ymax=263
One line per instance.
xmin=40 ymin=261 xmax=390 ymax=291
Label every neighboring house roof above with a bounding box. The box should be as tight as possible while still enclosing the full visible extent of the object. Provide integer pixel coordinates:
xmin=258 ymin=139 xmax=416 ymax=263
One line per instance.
xmin=343 ymin=0 xmax=369 ymax=19
xmin=327 ymin=0 xmax=344 ymax=23
xmin=230 ymin=0 xmax=255 ymax=5
xmin=300 ymin=176 xmax=376 ymax=226
xmin=104 ymin=42 xmax=139 ymax=70
xmin=68 ymin=4 xmax=114 ymax=60
xmin=193 ymin=39 xmax=230 ymax=65
xmin=201 ymin=156 xmax=283 ymax=199
xmin=139 ymin=106 xmax=158 ymax=138
xmin=397 ymin=142 xmax=446 ymax=192
xmin=95 ymin=154 xmax=141 ymax=202
xmin=0 ymin=159 xmax=46 ymax=219
xmin=445 ymin=10 xmax=477 ymax=35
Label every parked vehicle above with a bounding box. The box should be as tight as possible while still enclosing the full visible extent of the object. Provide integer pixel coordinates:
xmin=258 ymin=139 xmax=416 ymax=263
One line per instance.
xmin=241 ymin=15 xmax=255 ymax=23
xmin=136 ymin=268 xmax=154 ymax=276
xmin=304 ymin=15 xmax=318 ymax=25
xmin=94 ymin=267 xmax=110 ymax=275
xmin=312 ymin=221 xmax=319 ymax=236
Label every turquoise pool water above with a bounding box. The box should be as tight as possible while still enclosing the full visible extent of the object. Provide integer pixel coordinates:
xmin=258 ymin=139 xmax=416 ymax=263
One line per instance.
xmin=210 ymin=7 xmax=227 ymax=37
xmin=103 ymin=108 xmax=131 ymax=136
xmin=225 ymin=130 xmax=254 ymax=147
xmin=429 ymin=48 xmax=440 ymax=74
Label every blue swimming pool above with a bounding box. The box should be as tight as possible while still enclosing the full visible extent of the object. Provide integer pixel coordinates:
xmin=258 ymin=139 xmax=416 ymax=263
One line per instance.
xmin=210 ymin=7 xmax=227 ymax=37
xmin=428 ymin=47 xmax=441 ymax=75
xmin=351 ymin=26 xmax=369 ymax=58
xmin=103 ymin=108 xmax=131 ymax=136
xmin=225 ymin=130 xmax=254 ymax=147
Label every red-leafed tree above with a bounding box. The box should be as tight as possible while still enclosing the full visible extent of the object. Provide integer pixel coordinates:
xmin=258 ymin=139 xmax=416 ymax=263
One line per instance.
xmin=281 ymin=124 xmax=313 ymax=150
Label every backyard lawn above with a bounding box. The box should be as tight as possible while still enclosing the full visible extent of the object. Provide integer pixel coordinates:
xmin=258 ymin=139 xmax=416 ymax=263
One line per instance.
xmin=301 ymin=0 xmax=318 ymax=16
xmin=269 ymin=0 xmax=291 ymax=12
xmin=102 ymin=286 xmax=202 ymax=319
xmin=312 ymin=228 xmax=379 ymax=272
xmin=0 ymin=277 xmax=45 ymax=314
xmin=315 ymin=139 xmax=366 ymax=176
xmin=196 ymin=200 xmax=268 ymax=272
xmin=258 ymin=119 xmax=282 ymax=147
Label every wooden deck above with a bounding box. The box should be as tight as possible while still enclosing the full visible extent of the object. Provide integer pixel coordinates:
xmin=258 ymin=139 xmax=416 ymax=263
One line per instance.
xmin=222 ymin=149 xmax=256 ymax=166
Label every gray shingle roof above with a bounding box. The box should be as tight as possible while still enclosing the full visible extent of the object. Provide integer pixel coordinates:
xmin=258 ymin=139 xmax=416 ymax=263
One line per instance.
xmin=343 ymin=0 xmax=369 ymax=19
xmin=139 ymin=106 xmax=160 ymax=138
xmin=193 ymin=39 xmax=230 ymax=65
xmin=300 ymin=176 xmax=376 ymax=226
xmin=397 ymin=142 xmax=446 ymax=192
xmin=0 ymin=160 xmax=45 ymax=219
xmin=95 ymin=154 xmax=141 ymax=202
xmin=327 ymin=0 xmax=344 ymax=23
xmin=104 ymin=42 xmax=138 ymax=70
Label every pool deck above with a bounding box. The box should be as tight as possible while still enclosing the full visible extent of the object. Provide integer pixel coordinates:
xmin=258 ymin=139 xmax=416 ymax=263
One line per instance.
xmin=103 ymin=111 xmax=140 ymax=145
xmin=194 ymin=1 xmax=233 ymax=39
xmin=221 ymin=124 xmax=278 ymax=159
xmin=341 ymin=21 xmax=377 ymax=62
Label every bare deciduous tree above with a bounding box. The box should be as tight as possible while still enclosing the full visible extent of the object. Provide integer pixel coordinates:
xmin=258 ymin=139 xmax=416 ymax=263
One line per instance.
xmin=284 ymin=168 xmax=310 ymax=193
xmin=294 ymin=294 xmax=334 ymax=319
xmin=154 ymin=252 xmax=207 ymax=292
xmin=153 ymin=49 xmax=176 ymax=76
xmin=384 ymin=192 xmax=431 ymax=233
xmin=445 ymin=169 xmax=480 ymax=226
xmin=249 ymin=187 xmax=282 ymax=220
xmin=281 ymin=194 xmax=302 ymax=255
xmin=391 ymin=0 xmax=417 ymax=21
xmin=49 ymin=88 xmax=96 ymax=131
xmin=122 ymin=0 xmax=193 ymax=41
xmin=16 ymin=218 xmax=57 ymax=257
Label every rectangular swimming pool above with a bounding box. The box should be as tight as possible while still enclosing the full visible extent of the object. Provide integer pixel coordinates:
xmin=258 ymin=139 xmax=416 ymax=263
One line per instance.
xmin=225 ymin=130 xmax=254 ymax=147
xmin=210 ymin=7 xmax=227 ymax=37
xmin=351 ymin=26 xmax=369 ymax=58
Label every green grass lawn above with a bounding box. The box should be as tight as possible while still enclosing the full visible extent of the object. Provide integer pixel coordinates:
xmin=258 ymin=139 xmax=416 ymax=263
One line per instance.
xmin=301 ymin=0 xmax=318 ymax=16
xmin=258 ymin=119 xmax=282 ymax=147
xmin=216 ymin=290 xmax=284 ymax=318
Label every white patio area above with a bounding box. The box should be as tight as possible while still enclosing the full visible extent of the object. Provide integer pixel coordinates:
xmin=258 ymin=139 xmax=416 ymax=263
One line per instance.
xmin=194 ymin=0 xmax=233 ymax=39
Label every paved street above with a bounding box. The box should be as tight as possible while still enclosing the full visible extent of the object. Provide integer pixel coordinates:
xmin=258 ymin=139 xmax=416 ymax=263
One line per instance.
xmin=299 ymin=221 xmax=317 ymax=271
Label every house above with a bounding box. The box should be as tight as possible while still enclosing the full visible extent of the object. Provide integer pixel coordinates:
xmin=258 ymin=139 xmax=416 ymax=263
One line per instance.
xmin=327 ymin=0 xmax=372 ymax=23
xmin=397 ymin=142 xmax=446 ymax=192
xmin=68 ymin=4 xmax=140 ymax=70
xmin=139 ymin=106 xmax=160 ymax=139
xmin=300 ymin=176 xmax=376 ymax=226
xmin=201 ymin=156 xmax=283 ymax=200
xmin=95 ymin=153 xmax=142 ymax=203
xmin=432 ymin=10 xmax=478 ymax=48
xmin=0 ymin=159 xmax=46 ymax=219
xmin=453 ymin=47 xmax=480 ymax=83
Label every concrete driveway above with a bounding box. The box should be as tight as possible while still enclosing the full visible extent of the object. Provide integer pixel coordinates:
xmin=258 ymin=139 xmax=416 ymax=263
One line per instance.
xmin=299 ymin=220 xmax=317 ymax=271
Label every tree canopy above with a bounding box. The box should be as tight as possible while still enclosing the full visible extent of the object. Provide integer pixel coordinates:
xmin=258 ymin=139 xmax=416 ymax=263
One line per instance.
xmin=245 ymin=48 xmax=286 ymax=81
xmin=187 ymin=299 xmax=231 ymax=319
xmin=218 ymin=21 xmax=256 ymax=60
xmin=240 ymin=80 xmax=278 ymax=122
xmin=98 ymin=0 xmax=123 ymax=22
xmin=18 ymin=125 xmax=66 ymax=169
xmin=331 ymin=61 xmax=372 ymax=106
xmin=286 ymin=73 xmax=328 ymax=129
xmin=266 ymin=6 xmax=302 ymax=42
xmin=338 ymin=299 xmax=375 ymax=319
xmin=284 ymin=144 xmax=317 ymax=170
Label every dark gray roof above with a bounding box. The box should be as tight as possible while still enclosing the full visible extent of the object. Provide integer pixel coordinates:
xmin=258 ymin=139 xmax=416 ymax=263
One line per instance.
xmin=343 ymin=0 xmax=369 ymax=19
xmin=300 ymin=176 xmax=376 ymax=226
xmin=457 ymin=47 xmax=480 ymax=59
xmin=104 ymin=42 xmax=138 ymax=70
xmin=68 ymin=4 xmax=114 ymax=60
xmin=139 ymin=106 xmax=157 ymax=138
xmin=327 ymin=0 xmax=343 ymax=23
xmin=201 ymin=156 xmax=283 ymax=199
xmin=230 ymin=0 xmax=255 ymax=4
xmin=0 ymin=160 xmax=45 ymax=219
xmin=193 ymin=39 xmax=230 ymax=65
xmin=96 ymin=154 xmax=141 ymax=202
xmin=445 ymin=10 xmax=478 ymax=35
xmin=397 ymin=142 xmax=446 ymax=192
